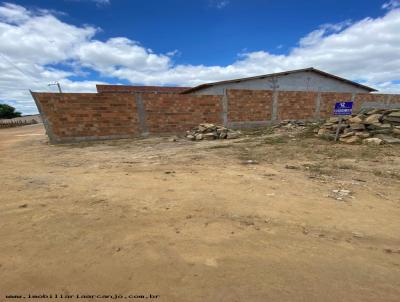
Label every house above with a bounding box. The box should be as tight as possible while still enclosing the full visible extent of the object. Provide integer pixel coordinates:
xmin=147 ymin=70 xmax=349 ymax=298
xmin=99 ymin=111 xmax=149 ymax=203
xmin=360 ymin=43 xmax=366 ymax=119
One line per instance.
xmin=96 ymin=85 xmax=190 ymax=94
xmin=181 ymin=68 xmax=376 ymax=95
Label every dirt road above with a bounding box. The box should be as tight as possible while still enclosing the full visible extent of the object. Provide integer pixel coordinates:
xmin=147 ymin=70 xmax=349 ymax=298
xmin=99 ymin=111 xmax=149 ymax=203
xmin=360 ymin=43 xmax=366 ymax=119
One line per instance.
xmin=1 ymin=124 xmax=400 ymax=302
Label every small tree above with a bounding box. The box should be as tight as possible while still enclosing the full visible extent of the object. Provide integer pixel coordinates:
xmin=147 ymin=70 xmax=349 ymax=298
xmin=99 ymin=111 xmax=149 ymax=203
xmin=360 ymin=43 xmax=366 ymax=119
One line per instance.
xmin=0 ymin=104 xmax=22 ymax=119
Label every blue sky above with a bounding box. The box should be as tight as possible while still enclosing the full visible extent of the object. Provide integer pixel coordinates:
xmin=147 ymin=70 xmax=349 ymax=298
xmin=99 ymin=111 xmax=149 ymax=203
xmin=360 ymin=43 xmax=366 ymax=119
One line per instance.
xmin=0 ymin=0 xmax=400 ymax=114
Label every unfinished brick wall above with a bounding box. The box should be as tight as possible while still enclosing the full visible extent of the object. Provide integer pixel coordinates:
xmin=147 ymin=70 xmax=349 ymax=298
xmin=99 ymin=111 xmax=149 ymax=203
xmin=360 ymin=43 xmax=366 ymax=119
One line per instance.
xmin=277 ymin=91 xmax=317 ymax=120
xmin=227 ymin=89 xmax=273 ymax=122
xmin=142 ymin=94 xmax=223 ymax=133
xmin=319 ymin=92 xmax=354 ymax=118
xmin=32 ymin=92 xmax=140 ymax=143
xmin=32 ymin=89 xmax=400 ymax=144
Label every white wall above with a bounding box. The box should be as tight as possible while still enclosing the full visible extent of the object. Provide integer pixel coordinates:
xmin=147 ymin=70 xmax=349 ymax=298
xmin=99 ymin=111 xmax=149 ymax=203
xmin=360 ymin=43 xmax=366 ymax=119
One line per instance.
xmin=192 ymin=71 xmax=371 ymax=95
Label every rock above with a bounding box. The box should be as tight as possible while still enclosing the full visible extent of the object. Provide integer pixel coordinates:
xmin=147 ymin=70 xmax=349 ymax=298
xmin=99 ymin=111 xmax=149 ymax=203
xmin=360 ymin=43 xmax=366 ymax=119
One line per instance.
xmin=366 ymin=109 xmax=385 ymax=115
xmin=363 ymin=138 xmax=383 ymax=145
xmin=195 ymin=133 xmax=203 ymax=140
xmin=367 ymin=123 xmax=392 ymax=130
xmin=203 ymin=133 xmax=216 ymax=140
xmin=216 ymin=127 xmax=228 ymax=134
xmin=375 ymin=135 xmax=400 ymax=144
xmin=354 ymin=132 xmax=370 ymax=138
xmin=169 ymin=136 xmax=178 ymax=142
xmin=387 ymin=111 xmax=400 ymax=118
xmin=219 ymin=132 xmax=227 ymax=139
xmin=367 ymin=123 xmax=391 ymax=130
xmin=339 ymin=136 xmax=361 ymax=144
xmin=348 ymin=115 xmax=364 ymax=124
xmin=340 ymin=132 xmax=355 ymax=138
xmin=328 ymin=117 xmax=340 ymax=123
xmin=285 ymin=165 xmax=299 ymax=169
xmin=242 ymin=160 xmax=258 ymax=165
xmin=318 ymin=109 xmax=400 ymax=144
xmin=227 ymin=132 xmax=240 ymax=139
xmin=187 ymin=135 xmax=195 ymax=141
xmin=369 ymin=129 xmax=392 ymax=135
xmin=349 ymin=123 xmax=365 ymax=131
xmin=317 ymin=128 xmax=331 ymax=136
xmin=383 ymin=116 xmax=400 ymax=123
xmin=364 ymin=114 xmax=382 ymax=124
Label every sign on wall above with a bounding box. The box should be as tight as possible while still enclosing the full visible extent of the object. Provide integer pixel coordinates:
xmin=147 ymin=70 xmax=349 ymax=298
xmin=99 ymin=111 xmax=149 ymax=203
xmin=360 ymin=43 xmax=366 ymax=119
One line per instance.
xmin=334 ymin=101 xmax=353 ymax=116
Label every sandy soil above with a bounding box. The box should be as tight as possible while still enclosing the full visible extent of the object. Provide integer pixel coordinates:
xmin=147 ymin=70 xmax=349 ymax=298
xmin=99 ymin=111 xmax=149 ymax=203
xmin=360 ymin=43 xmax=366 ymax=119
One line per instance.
xmin=1 ymin=124 xmax=400 ymax=302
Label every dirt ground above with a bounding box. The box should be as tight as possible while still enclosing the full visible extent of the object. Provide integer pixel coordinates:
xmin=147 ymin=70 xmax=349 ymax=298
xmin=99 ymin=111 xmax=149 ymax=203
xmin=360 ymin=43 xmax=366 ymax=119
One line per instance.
xmin=1 ymin=124 xmax=400 ymax=302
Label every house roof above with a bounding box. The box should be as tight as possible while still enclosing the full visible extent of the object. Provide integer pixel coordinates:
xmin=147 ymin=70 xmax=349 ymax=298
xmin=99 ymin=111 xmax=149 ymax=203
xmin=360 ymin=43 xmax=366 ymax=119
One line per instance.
xmin=181 ymin=67 xmax=377 ymax=93
xmin=96 ymin=85 xmax=191 ymax=94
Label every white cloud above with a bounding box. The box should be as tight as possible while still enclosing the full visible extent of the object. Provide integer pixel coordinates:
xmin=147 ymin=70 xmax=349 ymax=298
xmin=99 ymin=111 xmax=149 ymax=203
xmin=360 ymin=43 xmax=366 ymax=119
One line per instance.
xmin=68 ymin=0 xmax=111 ymax=6
xmin=209 ymin=0 xmax=230 ymax=9
xmin=382 ymin=0 xmax=400 ymax=10
xmin=0 ymin=3 xmax=400 ymax=114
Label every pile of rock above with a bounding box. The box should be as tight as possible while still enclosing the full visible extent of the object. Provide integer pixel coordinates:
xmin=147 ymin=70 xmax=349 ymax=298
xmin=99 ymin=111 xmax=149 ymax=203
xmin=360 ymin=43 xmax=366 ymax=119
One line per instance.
xmin=186 ymin=123 xmax=241 ymax=141
xmin=317 ymin=108 xmax=400 ymax=144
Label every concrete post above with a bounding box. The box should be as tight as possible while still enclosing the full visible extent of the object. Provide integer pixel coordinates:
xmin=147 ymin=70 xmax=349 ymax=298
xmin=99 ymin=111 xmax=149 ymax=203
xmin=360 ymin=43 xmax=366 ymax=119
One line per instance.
xmin=221 ymin=89 xmax=228 ymax=127
xmin=134 ymin=93 xmax=149 ymax=136
xmin=314 ymin=92 xmax=322 ymax=121
xmin=272 ymin=90 xmax=279 ymax=122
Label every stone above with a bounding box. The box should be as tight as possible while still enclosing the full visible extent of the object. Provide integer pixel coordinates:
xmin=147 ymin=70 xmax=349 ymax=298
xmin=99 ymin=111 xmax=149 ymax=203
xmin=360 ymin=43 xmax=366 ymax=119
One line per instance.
xmin=349 ymin=123 xmax=365 ymax=131
xmin=393 ymin=128 xmax=400 ymax=135
xmin=195 ymin=133 xmax=203 ymax=140
xmin=369 ymin=129 xmax=392 ymax=135
xmin=383 ymin=116 xmax=400 ymax=123
xmin=219 ymin=132 xmax=227 ymax=139
xmin=340 ymin=132 xmax=355 ymax=138
xmin=367 ymin=123 xmax=391 ymax=130
xmin=363 ymin=138 xmax=383 ymax=145
xmin=285 ymin=165 xmax=299 ymax=169
xmin=242 ymin=160 xmax=258 ymax=165
xmin=187 ymin=135 xmax=195 ymax=141
xmin=227 ymin=132 xmax=240 ymax=139
xmin=387 ymin=111 xmax=400 ymax=118
xmin=355 ymin=132 xmax=370 ymax=138
xmin=203 ymin=133 xmax=216 ymax=140
xmin=375 ymin=135 xmax=400 ymax=144
xmin=328 ymin=117 xmax=340 ymax=123
xmin=339 ymin=136 xmax=361 ymax=144
xmin=348 ymin=115 xmax=363 ymax=124
xmin=364 ymin=114 xmax=382 ymax=124
xmin=318 ymin=128 xmax=332 ymax=136
xmin=216 ymin=127 xmax=228 ymax=134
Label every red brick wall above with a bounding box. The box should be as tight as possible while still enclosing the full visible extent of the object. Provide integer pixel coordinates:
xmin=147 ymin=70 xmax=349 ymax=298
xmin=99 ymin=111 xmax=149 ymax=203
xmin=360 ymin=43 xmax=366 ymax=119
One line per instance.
xmin=227 ymin=89 xmax=273 ymax=121
xmin=277 ymin=91 xmax=317 ymax=120
xmin=319 ymin=92 xmax=353 ymax=118
xmin=142 ymin=93 xmax=222 ymax=133
xmin=32 ymin=93 xmax=140 ymax=143
xmin=32 ymin=89 xmax=400 ymax=144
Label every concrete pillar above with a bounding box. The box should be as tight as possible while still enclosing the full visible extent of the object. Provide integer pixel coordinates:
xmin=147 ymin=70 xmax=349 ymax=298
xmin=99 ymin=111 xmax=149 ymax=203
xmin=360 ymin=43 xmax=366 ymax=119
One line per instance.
xmin=272 ymin=90 xmax=279 ymax=122
xmin=314 ymin=92 xmax=322 ymax=120
xmin=221 ymin=89 xmax=228 ymax=127
xmin=134 ymin=93 xmax=149 ymax=136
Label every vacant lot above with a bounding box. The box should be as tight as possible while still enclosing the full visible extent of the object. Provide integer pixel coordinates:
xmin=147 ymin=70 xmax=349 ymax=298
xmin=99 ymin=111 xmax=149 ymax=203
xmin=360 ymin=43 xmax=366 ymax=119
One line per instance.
xmin=1 ymin=124 xmax=400 ymax=302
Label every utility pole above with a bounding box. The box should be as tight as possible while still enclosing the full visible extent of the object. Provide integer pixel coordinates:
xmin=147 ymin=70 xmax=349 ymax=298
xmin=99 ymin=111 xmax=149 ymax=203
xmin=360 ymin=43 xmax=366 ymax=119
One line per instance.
xmin=48 ymin=81 xmax=62 ymax=93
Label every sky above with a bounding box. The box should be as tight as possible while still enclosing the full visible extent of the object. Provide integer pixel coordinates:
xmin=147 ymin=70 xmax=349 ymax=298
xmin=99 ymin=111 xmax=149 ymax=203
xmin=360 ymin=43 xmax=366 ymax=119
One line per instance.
xmin=0 ymin=0 xmax=400 ymax=114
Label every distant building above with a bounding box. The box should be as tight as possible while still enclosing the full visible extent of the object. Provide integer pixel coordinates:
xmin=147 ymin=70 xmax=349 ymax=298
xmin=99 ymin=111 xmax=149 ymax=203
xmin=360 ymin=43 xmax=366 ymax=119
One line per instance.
xmin=96 ymin=85 xmax=190 ymax=94
xmin=181 ymin=68 xmax=376 ymax=95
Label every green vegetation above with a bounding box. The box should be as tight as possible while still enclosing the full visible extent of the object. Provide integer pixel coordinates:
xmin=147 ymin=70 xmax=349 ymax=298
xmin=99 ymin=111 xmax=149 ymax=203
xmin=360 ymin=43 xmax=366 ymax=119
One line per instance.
xmin=0 ymin=104 xmax=21 ymax=119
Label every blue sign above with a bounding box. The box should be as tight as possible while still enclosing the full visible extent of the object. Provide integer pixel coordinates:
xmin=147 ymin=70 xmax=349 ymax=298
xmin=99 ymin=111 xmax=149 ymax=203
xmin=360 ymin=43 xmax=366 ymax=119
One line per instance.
xmin=334 ymin=101 xmax=353 ymax=115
